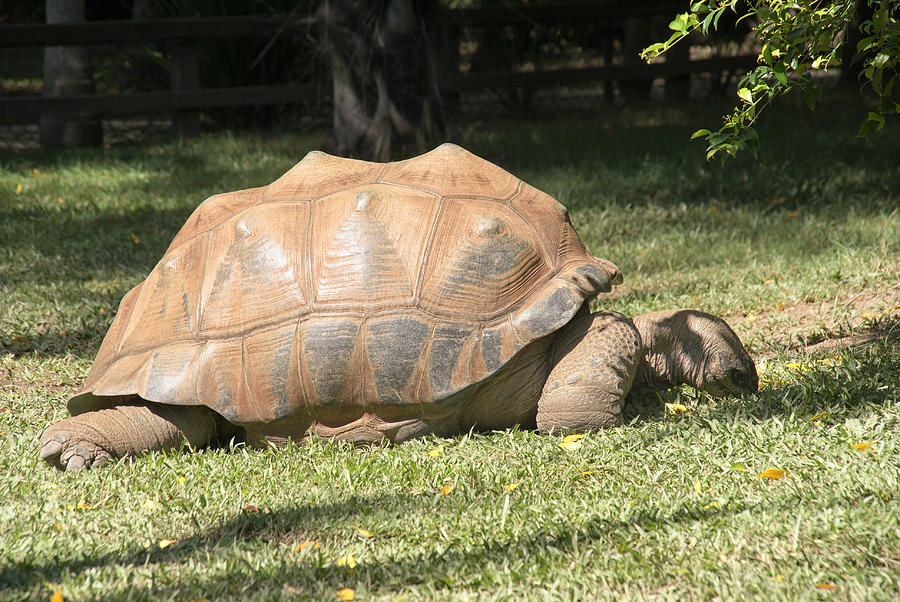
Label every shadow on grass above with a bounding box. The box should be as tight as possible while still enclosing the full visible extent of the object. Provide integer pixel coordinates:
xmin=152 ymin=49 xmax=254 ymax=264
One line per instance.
xmin=0 ymin=485 xmax=785 ymax=598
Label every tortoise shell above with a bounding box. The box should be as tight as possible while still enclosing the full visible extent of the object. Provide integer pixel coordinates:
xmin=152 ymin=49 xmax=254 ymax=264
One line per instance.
xmin=70 ymin=144 xmax=622 ymax=427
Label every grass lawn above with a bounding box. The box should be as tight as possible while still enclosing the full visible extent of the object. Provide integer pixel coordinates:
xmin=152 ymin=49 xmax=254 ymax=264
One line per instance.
xmin=1 ymin=97 xmax=898 ymax=600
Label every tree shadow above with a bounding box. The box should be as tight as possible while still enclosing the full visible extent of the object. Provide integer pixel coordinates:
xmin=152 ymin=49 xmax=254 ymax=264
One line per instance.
xmin=0 ymin=483 xmax=804 ymax=599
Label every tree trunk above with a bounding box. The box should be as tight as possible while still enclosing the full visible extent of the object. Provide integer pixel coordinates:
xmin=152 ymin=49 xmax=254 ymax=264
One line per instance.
xmin=318 ymin=0 xmax=445 ymax=161
xmin=39 ymin=0 xmax=102 ymax=148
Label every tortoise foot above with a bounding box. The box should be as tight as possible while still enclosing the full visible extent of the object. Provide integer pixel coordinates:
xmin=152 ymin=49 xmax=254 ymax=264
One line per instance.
xmin=40 ymin=419 xmax=113 ymax=471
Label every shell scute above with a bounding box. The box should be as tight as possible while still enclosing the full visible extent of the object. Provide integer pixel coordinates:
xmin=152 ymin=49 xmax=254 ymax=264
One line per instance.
xmin=310 ymin=185 xmax=438 ymax=305
xmin=298 ymin=317 xmax=361 ymax=406
xmin=366 ymin=314 xmax=431 ymax=405
xmin=419 ymin=199 xmax=549 ymax=318
xmin=380 ymin=143 xmax=519 ymax=198
xmin=199 ymin=202 xmax=309 ymax=334
xmin=265 ymin=151 xmax=383 ymax=201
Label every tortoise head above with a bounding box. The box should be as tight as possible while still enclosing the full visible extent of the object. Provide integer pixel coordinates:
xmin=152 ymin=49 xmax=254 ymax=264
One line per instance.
xmin=701 ymin=343 xmax=759 ymax=397
xmin=632 ymin=309 xmax=758 ymax=397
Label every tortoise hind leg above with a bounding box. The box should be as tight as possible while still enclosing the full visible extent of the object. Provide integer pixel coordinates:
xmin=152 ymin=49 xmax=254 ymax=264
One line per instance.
xmin=537 ymin=311 xmax=641 ymax=432
xmin=40 ymin=402 xmax=228 ymax=471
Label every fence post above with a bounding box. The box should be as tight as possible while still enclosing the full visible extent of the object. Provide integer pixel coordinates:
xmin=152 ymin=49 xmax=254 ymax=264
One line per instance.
xmin=169 ymin=41 xmax=200 ymax=137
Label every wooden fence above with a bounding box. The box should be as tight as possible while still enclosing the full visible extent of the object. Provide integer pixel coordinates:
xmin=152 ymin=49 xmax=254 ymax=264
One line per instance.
xmin=0 ymin=2 xmax=758 ymax=142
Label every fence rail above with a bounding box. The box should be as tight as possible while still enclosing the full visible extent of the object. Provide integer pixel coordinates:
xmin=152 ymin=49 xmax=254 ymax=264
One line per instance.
xmin=0 ymin=2 xmax=759 ymax=144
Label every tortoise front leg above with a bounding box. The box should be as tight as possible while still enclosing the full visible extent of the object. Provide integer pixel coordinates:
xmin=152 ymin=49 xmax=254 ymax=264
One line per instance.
xmin=537 ymin=311 xmax=641 ymax=432
xmin=40 ymin=402 xmax=224 ymax=471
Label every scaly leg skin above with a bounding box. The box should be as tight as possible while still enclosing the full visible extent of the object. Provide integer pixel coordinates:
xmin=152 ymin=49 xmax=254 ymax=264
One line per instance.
xmin=537 ymin=311 xmax=641 ymax=432
xmin=40 ymin=402 xmax=222 ymax=471
xmin=630 ymin=309 xmax=758 ymax=398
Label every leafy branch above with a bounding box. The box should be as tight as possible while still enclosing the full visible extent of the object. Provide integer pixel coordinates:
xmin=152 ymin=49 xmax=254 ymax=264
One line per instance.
xmin=642 ymin=1 xmax=899 ymax=162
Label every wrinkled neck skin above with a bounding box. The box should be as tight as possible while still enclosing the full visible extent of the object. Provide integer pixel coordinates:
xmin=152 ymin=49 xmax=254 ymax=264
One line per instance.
xmin=631 ymin=309 xmax=751 ymax=396
xmin=634 ymin=320 xmax=703 ymax=392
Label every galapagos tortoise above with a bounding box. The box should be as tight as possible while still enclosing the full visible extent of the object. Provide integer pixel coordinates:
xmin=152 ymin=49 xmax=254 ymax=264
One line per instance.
xmin=41 ymin=144 xmax=757 ymax=470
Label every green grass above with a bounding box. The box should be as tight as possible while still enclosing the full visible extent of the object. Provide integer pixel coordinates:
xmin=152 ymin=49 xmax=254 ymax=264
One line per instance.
xmin=1 ymin=98 xmax=899 ymax=600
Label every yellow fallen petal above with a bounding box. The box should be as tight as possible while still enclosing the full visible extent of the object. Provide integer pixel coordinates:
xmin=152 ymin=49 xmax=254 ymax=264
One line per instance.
xmin=177 ymin=476 xmax=186 ymax=485
xmin=785 ymin=362 xmax=804 ymax=370
xmin=130 ymin=232 xmax=141 ymax=245
xmin=32 ymin=168 xmax=41 ymax=177
xmin=15 ymin=184 xmax=23 ymax=194
xmin=354 ymin=526 xmax=374 ymax=538
xmin=76 ymin=503 xmax=91 ymax=510
xmin=426 ymin=448 xmax=442 ymax=457
xmin=579 ymin=470 xmax=595 ymax=477
xmin=665 ymin=403 xmax=690 ymax=415
xmin=562 ymin=434 xmax=584 ymax=443
xmin=851 ymin=441 xmax=873 ymax=451
xmin=158 ymin=539 xmax=176 ymax=548
xmin=66 ymin=504 xmax=75 ymax=511
xmin=503 ymin=482 xmax=520 ymax=491
xmin=337 ymin=588 xmax=355 ymax=601
xmin=50 ymin=587 xmax=63 ymax=602
xmin=816 ymin=583 xmax=837 ymax=590
xmin=758 ymin=468 xmax=789 ymax=480
xmin=337 ymin=554 xmax=357 ymax=568
xmin=817 ymin=355 xmax=843 ymax=365
xmin=439 ymin=484 xmax=453 ymax=497
xmin=774 ymin=574 xmax=784 ymax=582
xmin=295 ymin=540 xmax=321 ymax=551
xmin=559 ymin=439 xmax=582 ymax=451
xmin=809 ymin=412 xmax=830 ymax=421
xmin=693 ymin=480 xmax=703 ymax=494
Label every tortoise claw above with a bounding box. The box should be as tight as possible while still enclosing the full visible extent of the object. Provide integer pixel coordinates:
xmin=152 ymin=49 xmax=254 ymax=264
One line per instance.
xmin=40 ymin=421 xmax=112 ymax=472
xmin=40 ymin=439 xmax=63 ymax=462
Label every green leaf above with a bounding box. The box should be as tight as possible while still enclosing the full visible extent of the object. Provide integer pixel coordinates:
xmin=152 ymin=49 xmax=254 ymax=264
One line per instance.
xmin=803 ymin=86 xmax=819 ymax=111
xmin=867 ymin=112 xmax=885 ymax=132
xmin=858 ymin=115 xmax=880 ymax=137
xmin=669 ymin=13 xmax=687 ymax=32
xmin=701 ymin=11 xmax=716 ymax=35
xmin=773 ymin=63 xmax=788 ymax=85
xmin=691 ymin=129 xmax=712 ymax=140
xmin=737 ymin=87 xmax=753 ymax=103
xmin=641 ymin=42 xmax=667 ymax=59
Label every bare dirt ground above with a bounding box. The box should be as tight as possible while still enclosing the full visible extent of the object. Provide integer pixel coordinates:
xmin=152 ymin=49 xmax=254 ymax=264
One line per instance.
xmin=730 ymin=283 xmax=900 ymax=358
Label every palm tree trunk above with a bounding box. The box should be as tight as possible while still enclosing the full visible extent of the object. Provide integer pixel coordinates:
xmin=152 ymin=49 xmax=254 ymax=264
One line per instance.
xmin=319 ymin=0 xmax=445 ymax=160
xmin=39 ymin=0 xmax=102 ymax=148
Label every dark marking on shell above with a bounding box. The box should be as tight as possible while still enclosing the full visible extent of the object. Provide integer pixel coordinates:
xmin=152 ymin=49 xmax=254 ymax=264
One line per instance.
xmin=301 ymin=318 xmax=360 ymax=404
xmin=366 ymin=316 xmax=430 ymax=404
xmin=481 ymin=328 xmax=504 ymax=373
xmin=429 ymin=324 xmax=473 ymax=399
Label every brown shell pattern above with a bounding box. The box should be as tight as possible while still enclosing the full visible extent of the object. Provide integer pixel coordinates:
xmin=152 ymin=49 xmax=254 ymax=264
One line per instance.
xmin=70 ymin=144 xmax=622 ymax=424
